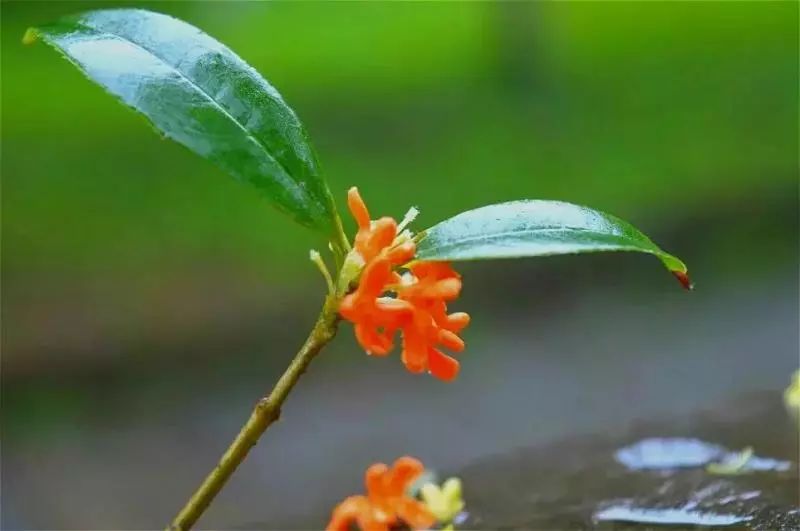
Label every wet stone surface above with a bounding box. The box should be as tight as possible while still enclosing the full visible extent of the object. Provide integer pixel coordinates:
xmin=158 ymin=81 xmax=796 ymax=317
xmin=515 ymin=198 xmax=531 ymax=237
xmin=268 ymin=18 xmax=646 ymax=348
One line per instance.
xmin=457 ymin=392 xmax=798 ymax=530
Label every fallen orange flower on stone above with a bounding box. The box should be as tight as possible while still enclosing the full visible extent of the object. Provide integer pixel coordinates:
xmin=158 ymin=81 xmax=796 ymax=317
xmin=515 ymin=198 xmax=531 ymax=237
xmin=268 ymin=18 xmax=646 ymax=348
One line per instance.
xmin=326 ymin=456 xmax=436 ymax=531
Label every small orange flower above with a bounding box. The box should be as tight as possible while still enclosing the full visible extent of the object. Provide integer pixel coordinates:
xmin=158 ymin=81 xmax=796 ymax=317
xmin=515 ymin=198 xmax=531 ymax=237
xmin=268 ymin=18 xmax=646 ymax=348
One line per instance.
xmin=327 ymin=456 xmax=436 ymax=531
xmin=340 ymin=187 xmax=470 ymax=380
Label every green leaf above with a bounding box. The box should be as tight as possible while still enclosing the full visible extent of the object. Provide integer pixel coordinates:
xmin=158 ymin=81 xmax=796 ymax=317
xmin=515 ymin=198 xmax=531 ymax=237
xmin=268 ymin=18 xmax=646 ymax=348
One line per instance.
xmin=416 ymin=200 xmax=692 ymax=289
xmin=26 ymin=9 xmax=342 ymax=238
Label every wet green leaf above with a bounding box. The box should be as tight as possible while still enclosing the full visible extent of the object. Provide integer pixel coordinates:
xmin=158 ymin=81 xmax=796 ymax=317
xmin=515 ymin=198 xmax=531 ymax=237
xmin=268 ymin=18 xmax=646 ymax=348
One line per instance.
xmin=26 ymin=9 xmax=341 ymax=237
xmin=416 ymin=200 xmax=691 ymax=288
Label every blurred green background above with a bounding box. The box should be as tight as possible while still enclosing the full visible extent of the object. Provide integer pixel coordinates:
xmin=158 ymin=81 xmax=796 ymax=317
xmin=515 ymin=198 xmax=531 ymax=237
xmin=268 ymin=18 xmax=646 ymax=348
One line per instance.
xmin=2 ymin=1 xmax=797 ymax=529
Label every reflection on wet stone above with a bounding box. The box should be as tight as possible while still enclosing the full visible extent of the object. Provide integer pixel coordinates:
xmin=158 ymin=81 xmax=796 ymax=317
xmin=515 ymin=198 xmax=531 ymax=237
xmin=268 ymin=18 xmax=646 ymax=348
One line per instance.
xmin=456 ymin=392 xmax=798 ymax=530
xmin=594 ymin=505 xmax=752 ymax=527
xmin=615 ymin=438 xmax=728 ymax=470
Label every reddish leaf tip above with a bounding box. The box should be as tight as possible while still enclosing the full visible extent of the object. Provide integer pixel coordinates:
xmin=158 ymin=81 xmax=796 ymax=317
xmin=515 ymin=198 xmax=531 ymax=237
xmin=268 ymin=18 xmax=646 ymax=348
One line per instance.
xmin=672 ymin=270 xmax=694 ymax=291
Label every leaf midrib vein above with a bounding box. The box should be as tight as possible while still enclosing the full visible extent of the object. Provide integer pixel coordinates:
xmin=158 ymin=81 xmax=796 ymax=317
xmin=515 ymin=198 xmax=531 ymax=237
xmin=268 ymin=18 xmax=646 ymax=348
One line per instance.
xmin=424 ymin=226 xmax=652 ymax=252
xmin=70 ymin=20 xmax=310 ymax=206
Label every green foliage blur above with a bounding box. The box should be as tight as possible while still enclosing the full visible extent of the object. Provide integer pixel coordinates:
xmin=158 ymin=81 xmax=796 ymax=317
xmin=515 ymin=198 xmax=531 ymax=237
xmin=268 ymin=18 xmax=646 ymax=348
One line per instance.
xmin=0 ymin=1 xmax=794 ymax=366
xmin=4 ymin=1 xmax=796 ymax=375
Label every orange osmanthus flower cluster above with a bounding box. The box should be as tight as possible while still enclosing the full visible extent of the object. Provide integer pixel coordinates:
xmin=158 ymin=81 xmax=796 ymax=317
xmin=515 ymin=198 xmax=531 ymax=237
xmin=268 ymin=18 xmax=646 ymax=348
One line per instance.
xmin=338 ymin=187 xmax=470 ymax=381
xmin=326 ymin=456 xmax=436 ymax=531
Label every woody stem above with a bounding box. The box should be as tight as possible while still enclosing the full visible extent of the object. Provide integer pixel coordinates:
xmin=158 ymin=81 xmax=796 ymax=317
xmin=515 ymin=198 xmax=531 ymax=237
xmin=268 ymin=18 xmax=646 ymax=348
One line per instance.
xmin=167 ymin=294 xmax=341 ymax=531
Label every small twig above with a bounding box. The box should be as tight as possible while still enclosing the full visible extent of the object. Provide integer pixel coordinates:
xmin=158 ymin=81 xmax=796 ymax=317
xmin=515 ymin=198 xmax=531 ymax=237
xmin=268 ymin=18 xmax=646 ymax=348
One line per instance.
xmin=167 ymin=294 xmax=341 ymax=530
xmin=310 ymin=250 xmax=335 ymax=294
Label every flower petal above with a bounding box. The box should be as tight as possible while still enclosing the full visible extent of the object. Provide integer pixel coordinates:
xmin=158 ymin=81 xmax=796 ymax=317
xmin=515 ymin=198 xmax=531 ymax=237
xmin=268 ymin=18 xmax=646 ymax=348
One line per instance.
xmin=359 ymin=257 xmax=393 ymax=297
xmin=401 ymin=328 xmax=428 ymax=373
xmin=428 ymin=347 xmax=460 ymax=381
xmin=396 ymin=498 xmax=437 ymax=530
xmin=326 ymin=495 xmax=371 ymax=531
xmin=444 ymin=312 xmax=470 ymax=333
xmin=385 ymin=241 xmax=416 ymax=265
xmin=365 ymin=463 xmax=390 ymax=498
xmin=410 ymin=261 xmax=459 ymax=280
xmin=388 ymin=456 xmax=425 ymax=495
xmin=438 ymin=329 xmax=465 ymax=352
xmin=355 ymin=322 xmax=393 ymax=356
xmin=361 ymin=217 xmax=398 ymax=261
xmin=347 ymin=187 xmax=371 ymax=229
xmin=442 ymin=477 xmax=463 ymax=502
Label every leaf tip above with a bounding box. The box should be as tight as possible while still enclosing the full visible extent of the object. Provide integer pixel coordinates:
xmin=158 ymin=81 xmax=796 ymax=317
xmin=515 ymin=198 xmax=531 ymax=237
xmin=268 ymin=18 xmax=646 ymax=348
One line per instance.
xmin=671 ymin=270 xmax=694 ymax=291
xmin=22 ymin=27 xmax=39 ymax=46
